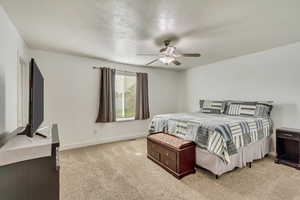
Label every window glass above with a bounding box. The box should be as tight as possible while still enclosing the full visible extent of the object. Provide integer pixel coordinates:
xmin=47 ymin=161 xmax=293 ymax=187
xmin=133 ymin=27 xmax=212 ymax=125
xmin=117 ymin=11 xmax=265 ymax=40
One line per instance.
xmin=115 ymin=73 xmax=136 ymax=120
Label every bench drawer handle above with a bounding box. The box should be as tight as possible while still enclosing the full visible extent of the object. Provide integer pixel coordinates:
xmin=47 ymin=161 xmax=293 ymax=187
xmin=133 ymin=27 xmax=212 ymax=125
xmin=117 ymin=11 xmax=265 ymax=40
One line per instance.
xmin=283 ymin=133 xmax=293 ymax=137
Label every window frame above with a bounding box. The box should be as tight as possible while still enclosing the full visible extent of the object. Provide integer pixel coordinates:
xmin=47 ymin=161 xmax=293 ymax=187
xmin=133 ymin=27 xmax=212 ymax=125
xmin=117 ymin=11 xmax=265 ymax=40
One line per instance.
xmin=115 ymin=71 xmax=137 ymax=122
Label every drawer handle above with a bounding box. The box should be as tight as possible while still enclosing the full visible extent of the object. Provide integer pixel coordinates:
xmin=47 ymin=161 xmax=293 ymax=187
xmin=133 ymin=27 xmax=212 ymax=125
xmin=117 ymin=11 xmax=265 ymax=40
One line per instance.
xmin=283 ymin=133 xmax=293 ymax=137
xmin=56 ymin=147 xmax=60 ymax=171
xmin=166 ymin=152 xmax=169 ymax=156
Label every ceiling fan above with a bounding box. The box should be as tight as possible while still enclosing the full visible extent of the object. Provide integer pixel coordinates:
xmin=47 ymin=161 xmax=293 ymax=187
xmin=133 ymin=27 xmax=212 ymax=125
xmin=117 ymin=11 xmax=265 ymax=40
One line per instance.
xmin=137 ymin=40 xmax=201 ymax=66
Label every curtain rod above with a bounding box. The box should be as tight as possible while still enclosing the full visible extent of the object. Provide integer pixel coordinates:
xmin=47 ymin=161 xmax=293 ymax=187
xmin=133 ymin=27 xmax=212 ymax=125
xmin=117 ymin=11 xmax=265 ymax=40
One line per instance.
xmin=92 ymin=66 xmax=137 ymax=74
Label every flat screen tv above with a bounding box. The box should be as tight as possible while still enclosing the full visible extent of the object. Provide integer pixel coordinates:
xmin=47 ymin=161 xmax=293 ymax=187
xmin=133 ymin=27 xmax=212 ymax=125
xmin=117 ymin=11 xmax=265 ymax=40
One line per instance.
xmin=18 ymin=58 xmax=46 ymax=138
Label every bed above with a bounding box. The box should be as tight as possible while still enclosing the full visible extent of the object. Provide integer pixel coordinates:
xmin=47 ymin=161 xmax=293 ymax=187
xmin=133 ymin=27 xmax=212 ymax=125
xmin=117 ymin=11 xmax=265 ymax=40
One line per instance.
xmin=149 ymin=106 xmax=273 ymax=176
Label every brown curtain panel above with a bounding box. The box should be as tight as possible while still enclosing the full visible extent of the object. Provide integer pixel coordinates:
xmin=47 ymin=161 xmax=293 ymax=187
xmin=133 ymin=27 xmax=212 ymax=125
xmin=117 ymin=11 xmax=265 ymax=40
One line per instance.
xmin=135 ymin=73 xmax=150 ymax=120
xmin=96 ymin=67 xmax=116 ymax=122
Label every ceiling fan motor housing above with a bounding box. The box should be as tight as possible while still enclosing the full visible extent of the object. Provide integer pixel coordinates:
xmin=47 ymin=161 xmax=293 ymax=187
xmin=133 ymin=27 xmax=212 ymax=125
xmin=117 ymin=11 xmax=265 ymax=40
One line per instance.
xmin=164 ymin=40 xmax=171 ymax=46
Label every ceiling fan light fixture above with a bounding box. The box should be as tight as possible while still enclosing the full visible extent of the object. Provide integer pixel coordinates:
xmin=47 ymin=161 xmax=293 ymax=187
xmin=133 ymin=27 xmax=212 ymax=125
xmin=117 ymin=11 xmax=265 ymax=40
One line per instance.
xmin=159 ymin=56 xmax=175 ymax=64
xmin=165 ymin=46 xmax=176 ymax=55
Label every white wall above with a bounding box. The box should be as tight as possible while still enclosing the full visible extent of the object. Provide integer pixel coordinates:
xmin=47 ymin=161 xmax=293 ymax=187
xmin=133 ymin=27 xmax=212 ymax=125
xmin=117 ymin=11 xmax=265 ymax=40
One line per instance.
xmin=29 ymin=50 xmax=180 ymax=149
xmin=0 ymin=5 xmax=28 ymax=133
xmin=2 ymin=1 xmax=300 ymax=151
xmin=180 ymin=42 xmax=300 ymax=132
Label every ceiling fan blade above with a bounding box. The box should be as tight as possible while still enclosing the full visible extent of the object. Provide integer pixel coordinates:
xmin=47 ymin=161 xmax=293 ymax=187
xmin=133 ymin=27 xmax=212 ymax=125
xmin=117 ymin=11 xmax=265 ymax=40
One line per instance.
xmin=180 ymin=53 xmax=201 ymax=57
xmin=160 ymin=47 xmax=167 ymax=53
xmin=145 ymin=58 xmax=159 ymax=65
xmin=172 ymin=60 xmax=181 ymax=65
xmin=137 ymin=53 xmax=159 ymax=56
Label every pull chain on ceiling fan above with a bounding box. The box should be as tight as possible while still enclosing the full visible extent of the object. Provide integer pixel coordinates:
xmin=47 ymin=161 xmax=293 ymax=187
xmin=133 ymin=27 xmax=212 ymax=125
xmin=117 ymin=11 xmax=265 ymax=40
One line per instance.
xmin=137 ymin=40 xmax=201 ymax=66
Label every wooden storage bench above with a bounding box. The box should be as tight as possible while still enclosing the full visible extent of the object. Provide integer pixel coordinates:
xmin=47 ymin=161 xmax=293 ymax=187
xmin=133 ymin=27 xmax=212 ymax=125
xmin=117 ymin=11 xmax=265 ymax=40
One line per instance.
xmin=147 ymin=133 xmax=196 ymax=179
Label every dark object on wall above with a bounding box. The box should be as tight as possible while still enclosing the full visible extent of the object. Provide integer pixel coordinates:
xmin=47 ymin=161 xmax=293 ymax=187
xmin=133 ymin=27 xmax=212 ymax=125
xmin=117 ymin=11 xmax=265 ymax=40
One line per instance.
xmin=0 ymin=132 xmax=9 ymax=148
xmin=275 ymin=128 xmax=300 ymax=170
xmin=18 ymin=58 xmax=45 ymax=138
xmin=135 ymin=73 xmax=150 ymax=120
xmin=96 ymin=67 xmax=116 ymax=122
xmin=147 ymin=133 xmax=196 ymax=179
xmin=0 ymin=124 xmax=60 ymax=200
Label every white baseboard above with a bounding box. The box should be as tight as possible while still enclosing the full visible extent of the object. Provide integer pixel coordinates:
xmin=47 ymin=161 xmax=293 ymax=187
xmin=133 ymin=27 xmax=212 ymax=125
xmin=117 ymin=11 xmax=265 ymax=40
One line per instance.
xmin=60 ymin=132 xmax=147 ymax=151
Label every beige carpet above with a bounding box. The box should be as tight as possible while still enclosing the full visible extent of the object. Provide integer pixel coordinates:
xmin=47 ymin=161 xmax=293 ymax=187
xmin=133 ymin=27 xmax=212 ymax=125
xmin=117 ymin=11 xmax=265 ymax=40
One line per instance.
xmin=60 ymin=138 xmax=300 ymax=200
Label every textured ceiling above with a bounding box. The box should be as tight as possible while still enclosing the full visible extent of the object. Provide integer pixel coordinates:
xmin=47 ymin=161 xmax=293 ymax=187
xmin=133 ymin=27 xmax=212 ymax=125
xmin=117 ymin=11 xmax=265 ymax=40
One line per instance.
xmin=1 ymin=0 xmax=300 ymax=69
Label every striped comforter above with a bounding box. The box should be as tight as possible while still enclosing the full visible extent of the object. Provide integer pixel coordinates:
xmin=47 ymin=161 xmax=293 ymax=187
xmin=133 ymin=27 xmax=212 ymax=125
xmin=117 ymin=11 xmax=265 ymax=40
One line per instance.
xmin=149 ymin=112 xmax=273 ymax=164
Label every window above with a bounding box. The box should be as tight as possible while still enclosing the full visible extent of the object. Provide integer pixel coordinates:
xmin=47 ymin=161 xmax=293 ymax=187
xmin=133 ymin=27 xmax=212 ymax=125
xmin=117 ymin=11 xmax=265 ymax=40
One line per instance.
xmin=115 ymin=72 xmax=136 ymax=121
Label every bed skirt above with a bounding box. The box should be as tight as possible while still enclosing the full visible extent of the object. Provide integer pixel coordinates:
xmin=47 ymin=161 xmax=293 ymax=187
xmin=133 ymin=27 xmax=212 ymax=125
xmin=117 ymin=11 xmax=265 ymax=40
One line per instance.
xmin=196 ymin=136 xmax=273 ymax=176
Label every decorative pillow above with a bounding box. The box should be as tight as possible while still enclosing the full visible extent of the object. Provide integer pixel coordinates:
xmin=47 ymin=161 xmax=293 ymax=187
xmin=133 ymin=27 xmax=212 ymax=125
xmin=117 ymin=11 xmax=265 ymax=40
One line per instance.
xmin=226 ymin=102 xmax=257 ymax=116
xmin=225 ymin=100 xmax=273 ymax=117
xmin=254 ymin=102 xmax=273 ymax=117
xmin=200 ymin=100 xmax=226 ymax=114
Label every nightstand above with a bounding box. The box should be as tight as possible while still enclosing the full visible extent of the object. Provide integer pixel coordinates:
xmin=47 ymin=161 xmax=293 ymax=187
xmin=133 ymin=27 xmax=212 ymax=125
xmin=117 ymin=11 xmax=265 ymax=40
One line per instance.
xmin=275 ymin=127 xmax=300 ymax=170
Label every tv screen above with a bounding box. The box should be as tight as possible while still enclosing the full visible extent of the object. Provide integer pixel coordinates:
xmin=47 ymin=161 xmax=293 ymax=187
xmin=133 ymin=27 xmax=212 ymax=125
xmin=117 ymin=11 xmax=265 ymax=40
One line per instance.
xmin=13 ymin=58 xmax=45 ymax=138
xmin=29 ymin=59 xmax=44 ymax=137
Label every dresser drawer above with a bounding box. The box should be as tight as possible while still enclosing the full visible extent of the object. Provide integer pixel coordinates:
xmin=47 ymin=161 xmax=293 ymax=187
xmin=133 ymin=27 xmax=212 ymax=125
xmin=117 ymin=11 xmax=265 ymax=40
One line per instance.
xmin=160 ymin=148 xmax=177 ymax=161
xmin=277 ymin=131 xmax=300 ymax=140
xmin=147 ymin=140 xmax=161 ymax=161
xmin=149 ymin=149 xmax=160 ymax=161
xmin=161 ymin=155 xmax=177 ymax=172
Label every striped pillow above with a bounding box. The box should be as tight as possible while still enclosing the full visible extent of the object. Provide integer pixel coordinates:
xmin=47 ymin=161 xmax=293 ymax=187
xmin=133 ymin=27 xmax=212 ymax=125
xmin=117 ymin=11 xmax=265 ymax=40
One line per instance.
xmin=200 ymin=100 xmax=226 ymax=114
xmin=226 ymin=102 xmax=257 ymax=116
xmin=254 ymin=102 xmax=273 ymax=117
xmin=226 ymin=101 xmax=273 ymax=117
